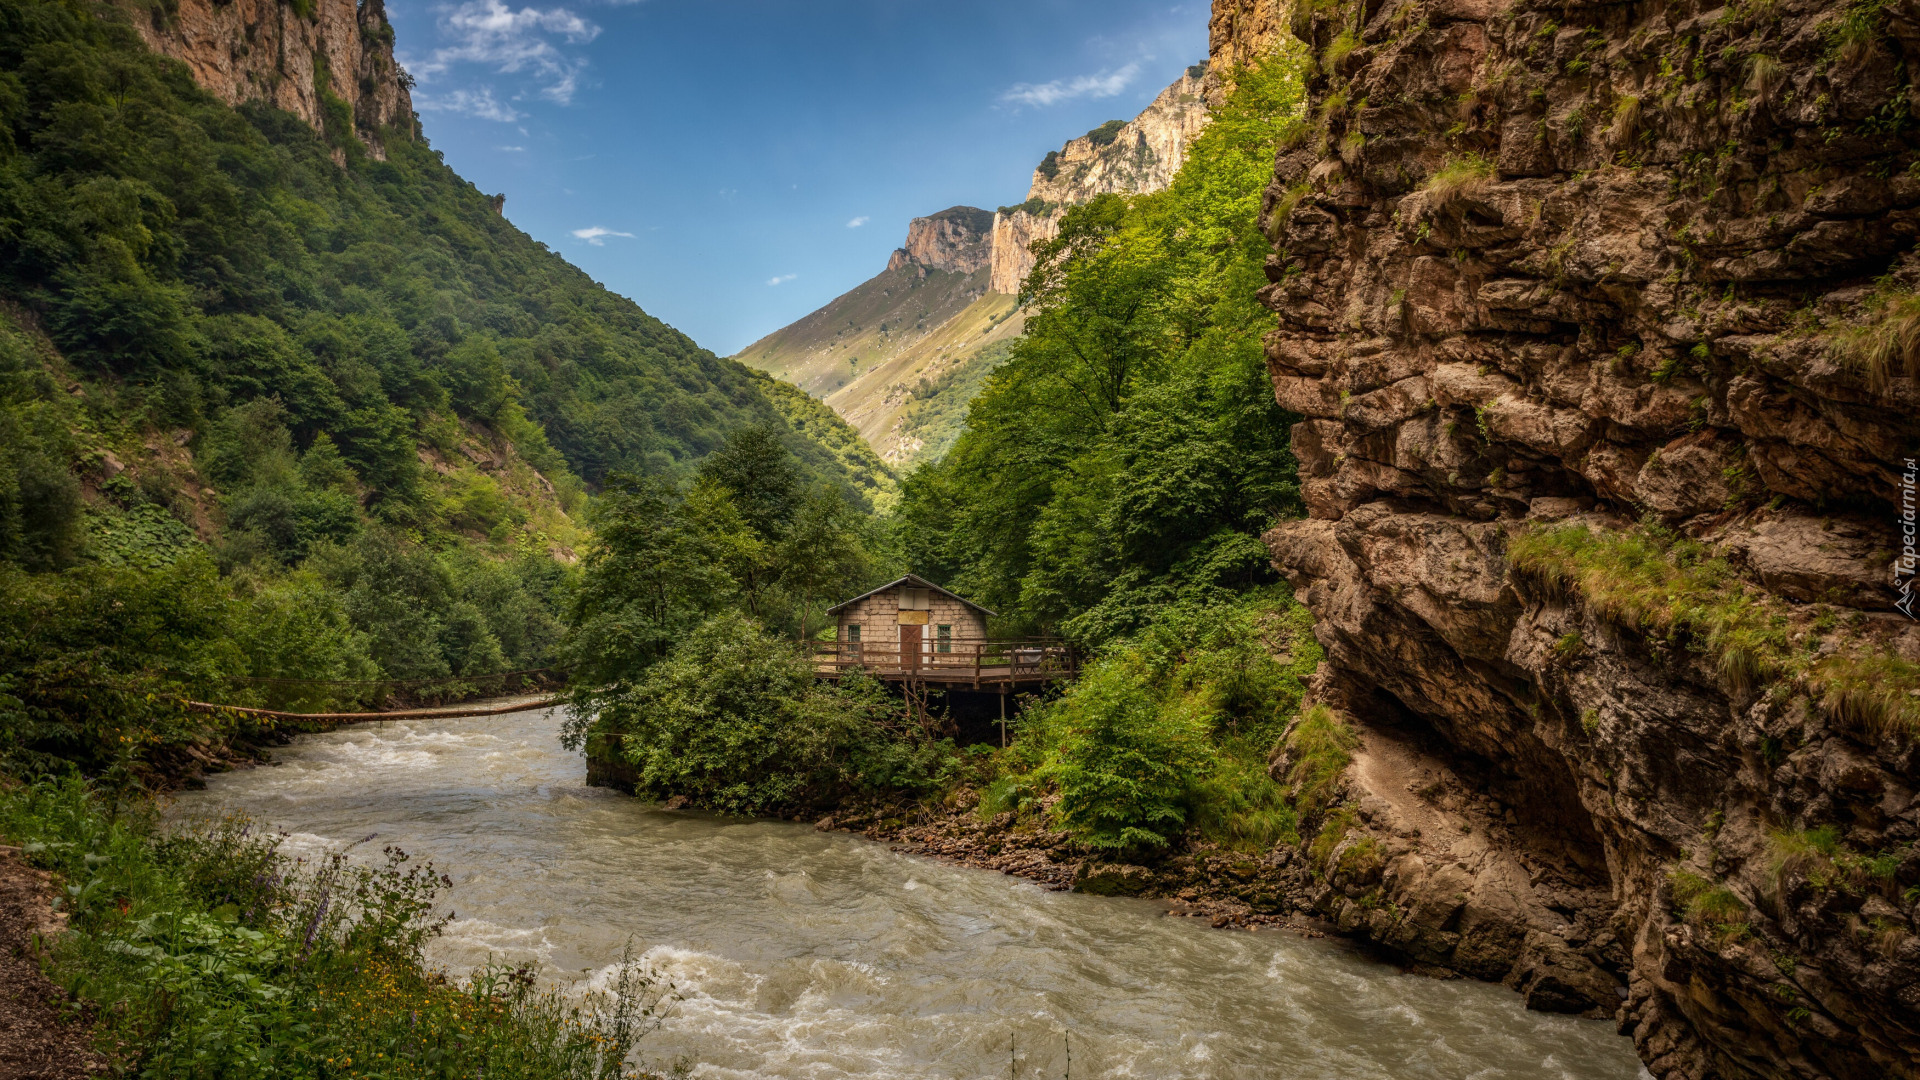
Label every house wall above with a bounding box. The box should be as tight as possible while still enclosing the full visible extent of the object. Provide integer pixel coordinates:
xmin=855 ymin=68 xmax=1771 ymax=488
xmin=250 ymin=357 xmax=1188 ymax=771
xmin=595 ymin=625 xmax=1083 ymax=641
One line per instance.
xmin=836 ymin=586 xmax=987 ymax=653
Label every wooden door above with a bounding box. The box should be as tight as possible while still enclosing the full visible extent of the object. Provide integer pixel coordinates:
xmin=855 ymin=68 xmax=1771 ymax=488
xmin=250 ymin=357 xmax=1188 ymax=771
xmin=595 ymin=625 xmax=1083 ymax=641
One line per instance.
xmin=899 ymin=624 xmax=922 ymax=671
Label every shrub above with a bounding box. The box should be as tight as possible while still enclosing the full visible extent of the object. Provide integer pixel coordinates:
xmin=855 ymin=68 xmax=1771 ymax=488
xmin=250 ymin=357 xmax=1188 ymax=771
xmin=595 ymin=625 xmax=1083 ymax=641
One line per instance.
xmin=583 ymin=613 xmax=944 ymax=815
xmin=0 ymin=777 xmax=681 ymax=1079
xmin=1030 ymin=655 xmax=1212 ymax=851
xmin=989 ymin=591 xmax=1320 ymax=853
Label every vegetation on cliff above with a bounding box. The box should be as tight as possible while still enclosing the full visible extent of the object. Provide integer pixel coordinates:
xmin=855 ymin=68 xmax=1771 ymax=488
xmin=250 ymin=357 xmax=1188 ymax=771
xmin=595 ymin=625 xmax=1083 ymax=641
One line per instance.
xmin=981 ymin=590 xmax=1320 ymax=853
xmin=1509 ymin=520 xmax=1920 ymax=736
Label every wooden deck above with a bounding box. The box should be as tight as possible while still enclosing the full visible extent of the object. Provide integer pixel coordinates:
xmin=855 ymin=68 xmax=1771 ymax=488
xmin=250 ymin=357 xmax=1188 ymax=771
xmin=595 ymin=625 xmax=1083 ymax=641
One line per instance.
xmin=810 ymin=640 xmax=1078 ymax=689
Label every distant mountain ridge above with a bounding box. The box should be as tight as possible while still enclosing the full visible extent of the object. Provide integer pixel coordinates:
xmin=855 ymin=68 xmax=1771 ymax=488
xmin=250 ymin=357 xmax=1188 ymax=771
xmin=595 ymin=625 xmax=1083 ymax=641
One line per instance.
xmin=738 ymin=63 xmax=1213 ymax=468
xmin=989 ymin=66 xmax=1213 ymax=293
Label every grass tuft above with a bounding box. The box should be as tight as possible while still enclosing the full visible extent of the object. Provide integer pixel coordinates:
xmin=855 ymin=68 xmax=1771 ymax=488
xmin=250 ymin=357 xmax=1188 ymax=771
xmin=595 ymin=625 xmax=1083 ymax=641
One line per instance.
xmin=1422 ymin=153 xmax=1494 ymax=213
xmin=1279 ymin=704 xmax=1359 ymax=823
xmin=1322 ymin=30 xmax=1360 ymax=76
xmin=1609 ymin=95 xmax=1642 ymax=146
xmin=1830 ymin=290 xmax=1920 ymax=393
xmin=1744 ymin=54 xmax=1786 ymax=98
xmin=1670 ymin=868 xmax=1750 ymax=941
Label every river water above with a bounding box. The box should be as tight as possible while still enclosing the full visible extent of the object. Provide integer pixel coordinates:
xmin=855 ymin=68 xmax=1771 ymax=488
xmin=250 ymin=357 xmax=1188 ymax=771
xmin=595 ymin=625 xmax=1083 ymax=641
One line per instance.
xmin=175 ymin=707 xmax=1646 ymax=1080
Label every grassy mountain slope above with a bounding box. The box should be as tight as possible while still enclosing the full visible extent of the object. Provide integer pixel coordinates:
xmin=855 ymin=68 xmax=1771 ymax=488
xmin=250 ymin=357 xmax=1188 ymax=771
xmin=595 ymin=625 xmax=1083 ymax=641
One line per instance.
xmin=734 ymin=263 xmax=1021 ymax=465
xmin=733 ymin=258 xmax=1000 ymax=448
xmin=839 ymin=291 xmax=1024 ymax=464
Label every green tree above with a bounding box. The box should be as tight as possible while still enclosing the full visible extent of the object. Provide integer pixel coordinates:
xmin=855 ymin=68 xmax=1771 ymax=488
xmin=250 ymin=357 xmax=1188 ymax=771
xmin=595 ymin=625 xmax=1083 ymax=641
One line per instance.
xmin=695 ymin=425 xmax=800 ymax=541
xmin=559 ymin=474 xmax=730 ymax=699
xmin=776 ymin=484 xmax=872 ymax=639
xmin=583 ymin=612 xmax=938 ymax=815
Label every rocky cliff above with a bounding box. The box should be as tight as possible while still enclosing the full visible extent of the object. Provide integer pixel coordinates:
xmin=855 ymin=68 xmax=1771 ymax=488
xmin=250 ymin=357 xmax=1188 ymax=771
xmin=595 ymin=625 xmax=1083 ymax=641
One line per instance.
xmin=116 ymin=0 xmax=414 ymax=158
xmin=1240 ymin=0 xmax=1920 ymax=1077
xmin=989 ymin=68 xmax=1214 ymax=293
xmin=887 ymin=206 xmax=996 ymax=275
xmin=1207 ymin=0 xmax=1290 ymax=93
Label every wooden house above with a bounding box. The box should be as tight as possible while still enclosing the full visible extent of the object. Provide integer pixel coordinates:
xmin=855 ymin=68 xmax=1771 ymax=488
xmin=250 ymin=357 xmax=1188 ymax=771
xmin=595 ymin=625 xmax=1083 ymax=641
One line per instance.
xmin=826 ymin=574 xmax=992 ymax=664
xmin=815 ymin=576 xmax=1076 ymax=696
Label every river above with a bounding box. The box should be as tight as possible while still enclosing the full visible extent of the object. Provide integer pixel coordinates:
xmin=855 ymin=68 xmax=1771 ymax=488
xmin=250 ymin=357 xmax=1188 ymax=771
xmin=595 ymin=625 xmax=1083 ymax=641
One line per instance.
xmin=174 ymin=707 xmax=1648 ymax=1080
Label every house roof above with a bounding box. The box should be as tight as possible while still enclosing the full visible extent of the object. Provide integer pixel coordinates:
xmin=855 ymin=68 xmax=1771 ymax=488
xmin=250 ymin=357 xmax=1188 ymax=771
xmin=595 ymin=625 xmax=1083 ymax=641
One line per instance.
xmin=826 ymin=573 xmax=997 ymax=618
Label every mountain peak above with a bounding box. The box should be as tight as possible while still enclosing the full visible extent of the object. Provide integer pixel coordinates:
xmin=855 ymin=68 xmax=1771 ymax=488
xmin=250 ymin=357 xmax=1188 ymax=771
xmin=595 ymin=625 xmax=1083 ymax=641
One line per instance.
xmin=886 ymin=206 xmax=995 ymax=276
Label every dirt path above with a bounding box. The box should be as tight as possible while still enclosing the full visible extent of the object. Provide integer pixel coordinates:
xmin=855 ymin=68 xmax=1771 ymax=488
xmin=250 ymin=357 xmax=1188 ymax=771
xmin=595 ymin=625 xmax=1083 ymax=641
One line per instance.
xmin=0 ymin=849 xmax=100 ymax=1079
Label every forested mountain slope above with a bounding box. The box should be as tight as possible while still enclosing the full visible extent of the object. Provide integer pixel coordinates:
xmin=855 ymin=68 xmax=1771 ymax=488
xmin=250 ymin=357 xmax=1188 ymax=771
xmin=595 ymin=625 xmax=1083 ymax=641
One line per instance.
xmin=0 ymin=0 xmax=886 ymax=508
xmin=0 ymin=0 xmax=885 ymax=778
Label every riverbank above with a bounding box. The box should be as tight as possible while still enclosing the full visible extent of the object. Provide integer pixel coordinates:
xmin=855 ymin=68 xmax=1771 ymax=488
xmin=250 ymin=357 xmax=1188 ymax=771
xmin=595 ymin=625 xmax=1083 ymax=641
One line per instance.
xmin=814 ymin=788 xmax=1330 ymax=932
xmin=801 ymin=715 xmax=1636 ymax=1026
xmin=0 ymin=775 xmax=685 ymax=1080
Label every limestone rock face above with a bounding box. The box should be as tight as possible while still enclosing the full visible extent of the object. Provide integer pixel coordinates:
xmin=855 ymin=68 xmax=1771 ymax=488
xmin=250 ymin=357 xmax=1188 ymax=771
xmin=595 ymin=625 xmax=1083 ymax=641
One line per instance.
xmin=1207 ymin=0 xmax=1290 ymax=96
xmin=888 ymin=207 xmax=994 ymax=275
xmin=986 ymin=209 xmax=1057 ymax=295
xmin=989 ymin=68 xmax=1213 ymax=294
xmin=1229 ymin=0 xmax=1920 ymax=1075
xmin=116 ymin=0 xmax=414 ymax=158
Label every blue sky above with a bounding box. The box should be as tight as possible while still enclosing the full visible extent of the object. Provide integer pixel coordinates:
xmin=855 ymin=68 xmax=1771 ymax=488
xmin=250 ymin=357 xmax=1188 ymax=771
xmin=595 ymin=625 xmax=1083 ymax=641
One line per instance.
xmin=386 ymin=0 xmax=1210 ymax=356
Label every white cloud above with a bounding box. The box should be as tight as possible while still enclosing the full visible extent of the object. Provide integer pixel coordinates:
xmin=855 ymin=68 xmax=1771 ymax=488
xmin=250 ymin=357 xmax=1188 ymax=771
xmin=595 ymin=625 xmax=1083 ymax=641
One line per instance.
xmin=414 ymin=86 xmax=523 ymax=122
xmin=767 ymin=274 xmax=797 ymax=286
xmin=405 ymin=0 xmax=600 ymax=106
xmin=498 ymin=145 xmax=526 ymax=151
xmin=846 ymin=216 xmax=869 ymax=228
xmin=572 ymin=225 xmax=635 ymax=246
xmin=1000 ymin=62 xmax=1141 ymax=108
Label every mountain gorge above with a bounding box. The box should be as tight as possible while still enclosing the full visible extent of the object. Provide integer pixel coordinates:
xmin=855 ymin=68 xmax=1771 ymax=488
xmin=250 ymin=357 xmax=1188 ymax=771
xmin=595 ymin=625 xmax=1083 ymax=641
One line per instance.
xmin=5 ymin=0 xmax=1917 ymax=1076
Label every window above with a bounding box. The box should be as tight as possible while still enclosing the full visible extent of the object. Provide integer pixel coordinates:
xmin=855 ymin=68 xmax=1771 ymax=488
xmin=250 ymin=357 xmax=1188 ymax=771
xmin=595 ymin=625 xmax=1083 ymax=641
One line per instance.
xmin=846 ymin=623 xmax=861 ymax=642
xmin=900 ymin=587 xmax=929 ymax=610
xmin=936 ymin=625 xmax=951 ymax=653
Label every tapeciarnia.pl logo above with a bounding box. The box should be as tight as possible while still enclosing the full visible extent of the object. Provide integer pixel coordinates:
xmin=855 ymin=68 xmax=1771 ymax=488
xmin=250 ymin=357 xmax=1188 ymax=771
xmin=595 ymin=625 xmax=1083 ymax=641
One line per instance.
xmin=1900 ymin=457 xmax=1917 ymax=620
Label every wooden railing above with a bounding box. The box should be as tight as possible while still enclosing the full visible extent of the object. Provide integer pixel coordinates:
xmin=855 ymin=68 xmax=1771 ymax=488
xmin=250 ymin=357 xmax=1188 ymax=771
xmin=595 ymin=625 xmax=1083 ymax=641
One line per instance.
xmin=809 ymin=639 xmax=1078 ymax=683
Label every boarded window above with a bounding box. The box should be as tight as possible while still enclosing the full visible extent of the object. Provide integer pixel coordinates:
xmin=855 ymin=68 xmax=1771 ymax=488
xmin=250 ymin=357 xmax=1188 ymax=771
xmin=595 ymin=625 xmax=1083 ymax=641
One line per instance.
xmin=936 ymin=624 xmax=951 ymax=653
xmin=900 ymin=587 xmax=929 ymax=610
